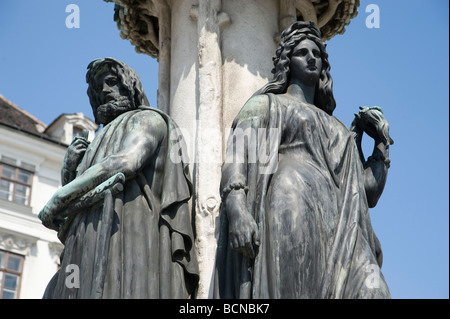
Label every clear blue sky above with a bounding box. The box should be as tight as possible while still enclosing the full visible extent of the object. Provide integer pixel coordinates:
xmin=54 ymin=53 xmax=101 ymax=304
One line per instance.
xmin=0 ymin=1 xmax=448 ymax=299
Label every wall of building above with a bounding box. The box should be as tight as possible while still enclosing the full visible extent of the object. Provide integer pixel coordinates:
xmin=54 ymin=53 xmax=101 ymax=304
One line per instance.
xmin=0 ymin=124 xmax=66 ymax=298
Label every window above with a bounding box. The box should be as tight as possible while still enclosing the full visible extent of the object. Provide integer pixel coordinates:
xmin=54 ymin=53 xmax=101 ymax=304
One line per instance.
xmin=0 ymin=251 xmax=24 ymax=299
xmin=0 ymin=163 xmax=33 ymax=206
xmin=73 ymin=126 xmax=89 ymax=141
xmin=73 ymin=126 xmax=84 ymax=138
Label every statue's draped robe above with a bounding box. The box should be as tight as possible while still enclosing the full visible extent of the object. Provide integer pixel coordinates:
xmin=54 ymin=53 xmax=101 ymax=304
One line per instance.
xmin=44 ymin=107 xmax=199 ymax=298
xmin=215 ymin=93 xmax=390 ymax=299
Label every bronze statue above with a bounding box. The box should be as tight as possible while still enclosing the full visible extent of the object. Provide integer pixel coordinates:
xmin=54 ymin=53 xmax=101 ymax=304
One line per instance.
xmin=215 ymin=22 xmax=393 ymax=299
xmin=39 ymin=58 xmax=199 ymax=298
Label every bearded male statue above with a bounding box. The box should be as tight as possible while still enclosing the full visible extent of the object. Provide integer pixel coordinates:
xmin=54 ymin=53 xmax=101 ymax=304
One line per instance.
xmin=39 ymin=57 xmax=199 ymax=299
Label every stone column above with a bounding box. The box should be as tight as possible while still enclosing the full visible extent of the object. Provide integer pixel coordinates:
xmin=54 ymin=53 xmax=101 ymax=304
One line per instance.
xmin=156 ymin=1 xmax=171 ymax=113
xmin=189 ymin=0 xmax=229 ymax=298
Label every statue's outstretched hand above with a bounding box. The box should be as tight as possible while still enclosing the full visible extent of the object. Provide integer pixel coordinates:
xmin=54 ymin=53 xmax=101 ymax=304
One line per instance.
xmin=225 ymin=191 xmax=260 ymax=259
xmin=38 ymin=190 xmax=64 ymax=231
xmin=39 ymin=172 xmax=126 ymax=232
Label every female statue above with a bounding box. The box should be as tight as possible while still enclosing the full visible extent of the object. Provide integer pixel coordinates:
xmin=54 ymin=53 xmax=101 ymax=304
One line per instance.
xmin=214 ymin=21 xmax=393 ymax=299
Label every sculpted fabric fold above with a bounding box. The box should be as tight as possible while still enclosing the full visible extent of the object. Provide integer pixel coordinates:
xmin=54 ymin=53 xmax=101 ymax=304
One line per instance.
xmin=215 ymin=93 xmax=390 ymax=299
xmin=43 ymin=107 xmax=199 ymax=299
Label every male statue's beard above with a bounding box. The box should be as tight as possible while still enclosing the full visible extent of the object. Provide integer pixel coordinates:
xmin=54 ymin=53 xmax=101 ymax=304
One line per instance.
xmin=95 ymin=94 xmax=135 ymax=125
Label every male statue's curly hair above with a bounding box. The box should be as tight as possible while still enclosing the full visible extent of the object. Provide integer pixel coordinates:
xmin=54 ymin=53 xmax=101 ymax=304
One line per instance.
xmin=258 ymin=21 xmax=336 ymax=115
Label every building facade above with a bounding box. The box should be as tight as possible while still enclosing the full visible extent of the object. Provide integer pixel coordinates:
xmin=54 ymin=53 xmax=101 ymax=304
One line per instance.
xmin=0 ymin=94 xmax=97 ymax=298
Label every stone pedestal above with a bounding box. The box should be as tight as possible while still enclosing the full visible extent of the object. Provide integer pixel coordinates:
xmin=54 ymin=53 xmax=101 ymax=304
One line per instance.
xmin=106 ymin=0 xmax=359 ymax=298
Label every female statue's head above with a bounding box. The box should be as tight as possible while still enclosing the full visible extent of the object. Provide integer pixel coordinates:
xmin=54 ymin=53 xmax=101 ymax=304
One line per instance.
xmin=259 ymin=21 xmax=336 ymax=115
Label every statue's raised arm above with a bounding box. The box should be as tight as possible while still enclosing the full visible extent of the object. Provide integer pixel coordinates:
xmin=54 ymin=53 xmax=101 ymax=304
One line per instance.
xmin=350 ymin=106 xmax=394 ymax=208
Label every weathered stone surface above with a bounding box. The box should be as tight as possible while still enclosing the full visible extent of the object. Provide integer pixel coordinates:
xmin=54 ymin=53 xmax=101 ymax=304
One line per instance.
xmin=106 ymin=0 xmax=360 ymax=57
